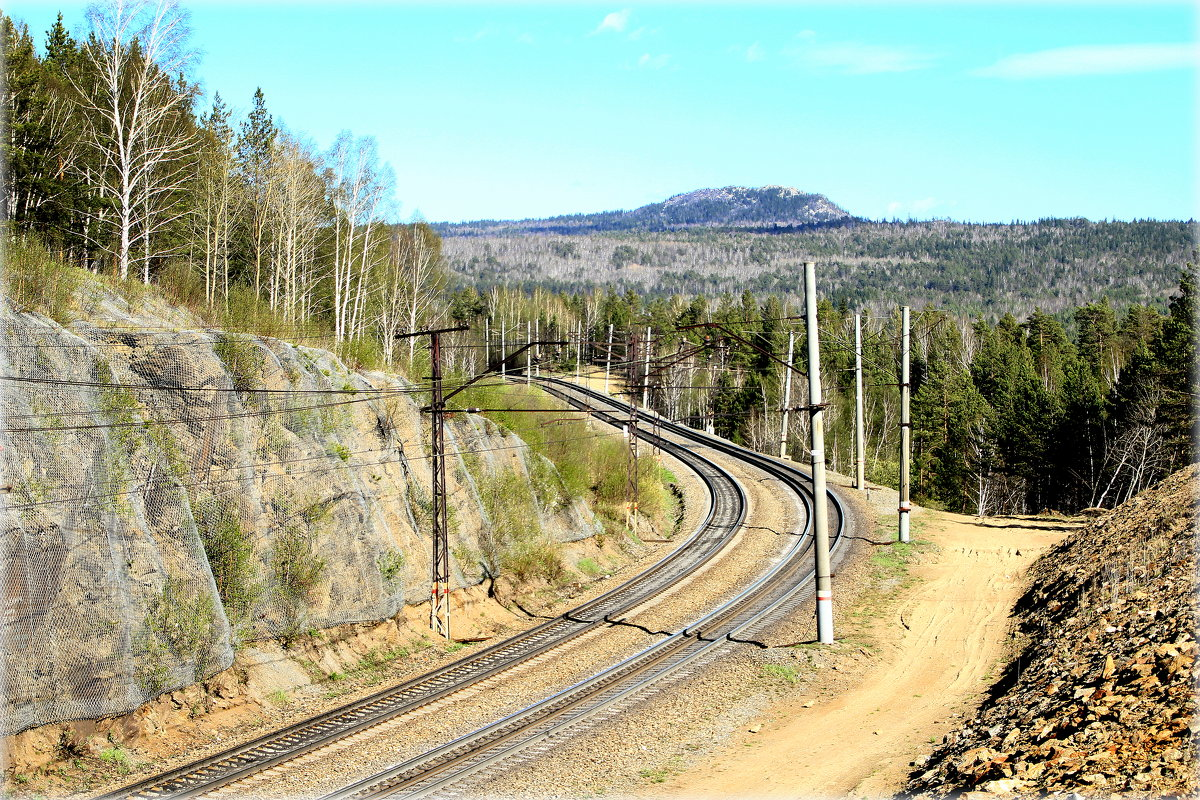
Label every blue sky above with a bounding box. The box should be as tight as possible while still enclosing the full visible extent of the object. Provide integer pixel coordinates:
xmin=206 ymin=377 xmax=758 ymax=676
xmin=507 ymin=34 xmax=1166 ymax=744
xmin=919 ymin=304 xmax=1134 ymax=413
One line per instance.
xmin=8 ymin=1 xmax=1197 ymax=223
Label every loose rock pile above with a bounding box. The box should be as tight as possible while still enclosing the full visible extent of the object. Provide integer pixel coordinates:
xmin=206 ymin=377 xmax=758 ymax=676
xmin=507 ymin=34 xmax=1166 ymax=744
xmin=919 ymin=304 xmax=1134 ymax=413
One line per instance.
xmin=905 ymin=465 xmax=1198 ymax=798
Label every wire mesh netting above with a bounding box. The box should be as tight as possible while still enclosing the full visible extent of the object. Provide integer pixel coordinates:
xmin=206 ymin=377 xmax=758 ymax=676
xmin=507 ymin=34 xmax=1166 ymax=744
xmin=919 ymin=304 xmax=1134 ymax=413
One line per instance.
xmin=0 ymin=296 xmax=591 ymax=740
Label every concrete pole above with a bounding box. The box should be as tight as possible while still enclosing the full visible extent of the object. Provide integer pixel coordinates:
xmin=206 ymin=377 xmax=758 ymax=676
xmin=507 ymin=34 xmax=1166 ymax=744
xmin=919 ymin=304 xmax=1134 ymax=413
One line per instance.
xmin=535 ymin=318 xmax=540 ymax=379
xmin=899 ymin=306 xmax=912 ymax=543
xmin=779 ymin=330 xmax=795 ymax=460
xmin=854 ymin=314 xmax=866 ymax=490
xmin=805 ymin=262 xmax=833 ymax=644
xmin=604 ymin=323 xmax=614 ymax=395
xmin=642 ymin=326 xmax=652 ymax=408
xmin=575 ymin=321 xmax=581 ymax=383
xmin=526 ymin=321 xmax=532 ymax=386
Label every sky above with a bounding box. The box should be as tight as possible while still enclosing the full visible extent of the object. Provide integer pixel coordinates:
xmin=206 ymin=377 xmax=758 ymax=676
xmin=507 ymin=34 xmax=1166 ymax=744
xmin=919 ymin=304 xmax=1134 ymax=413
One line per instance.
xmin=7 ymin=1 xmax=1197 ymax=224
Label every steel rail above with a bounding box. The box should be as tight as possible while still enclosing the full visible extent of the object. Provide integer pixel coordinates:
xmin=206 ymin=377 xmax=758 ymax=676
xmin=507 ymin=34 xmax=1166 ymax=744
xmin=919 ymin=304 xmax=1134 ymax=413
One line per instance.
xmin=312 ymin=377 xmax=847 ymax=799
xmin=97 ymin=389 xmax=750 ymax=800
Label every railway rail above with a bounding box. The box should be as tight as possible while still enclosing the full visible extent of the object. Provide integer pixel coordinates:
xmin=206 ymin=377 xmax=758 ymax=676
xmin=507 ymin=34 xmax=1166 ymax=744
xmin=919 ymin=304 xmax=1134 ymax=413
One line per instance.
xmin=98 ymin=379 xmax=763 ymax=800
xmin=312 ymin=377 xmax=851 ymax=799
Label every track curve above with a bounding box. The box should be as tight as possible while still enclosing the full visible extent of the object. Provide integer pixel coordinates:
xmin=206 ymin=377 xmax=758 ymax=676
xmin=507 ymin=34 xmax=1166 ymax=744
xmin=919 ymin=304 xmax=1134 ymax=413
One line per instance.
xmin=312 ymin=377 xmax=852 ymax=799
xmin=98 ymin=382 xmax=760 ymax=800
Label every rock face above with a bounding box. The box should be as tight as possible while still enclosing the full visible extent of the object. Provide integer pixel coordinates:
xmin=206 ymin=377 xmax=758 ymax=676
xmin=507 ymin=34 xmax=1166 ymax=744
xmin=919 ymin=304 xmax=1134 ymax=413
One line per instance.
xmin=906 ymin=465 xmax=1199 ymax=797
xmin=0 ymin=289 xmax=601 ymax=737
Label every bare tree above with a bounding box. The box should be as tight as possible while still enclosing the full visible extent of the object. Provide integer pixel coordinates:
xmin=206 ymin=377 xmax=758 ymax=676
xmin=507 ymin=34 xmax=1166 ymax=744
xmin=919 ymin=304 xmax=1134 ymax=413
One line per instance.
xmin=191 ymin=95 xmax=241 ymax=306
xmin=73 ymin=0 xmax=197 ymax=281
xmin=379 ymin=224 xmax=445 ymax=367
xmin=264 ymin=133 xmax=325 ymax=322
xmin=327 ymin=133 xmax=392 ymax=341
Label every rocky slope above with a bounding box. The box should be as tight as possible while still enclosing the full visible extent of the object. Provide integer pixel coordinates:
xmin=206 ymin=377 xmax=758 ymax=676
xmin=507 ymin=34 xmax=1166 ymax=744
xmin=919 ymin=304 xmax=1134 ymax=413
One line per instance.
xmin=0 ymin=284 xmax=604 ymax=740
xmin=905 ymin=465 xmax=1199 ymax=797
xmin=433 ymin=185 xmax=853 ymax=236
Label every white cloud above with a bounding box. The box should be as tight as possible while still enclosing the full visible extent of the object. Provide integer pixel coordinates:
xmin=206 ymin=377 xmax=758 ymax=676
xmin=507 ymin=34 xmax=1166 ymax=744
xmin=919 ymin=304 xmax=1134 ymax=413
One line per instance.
xmin=973 ymin=43 xmax=1197 ymax=78
xmin=744 ymin=42 xmax=766 ymax=63
xmin=637 ymin=53 xmax=671 ymax=69
xmin=593 ymin=9 xmax=631 ymax=35
xmin=785 ymin=37 xmax=934 ymax=74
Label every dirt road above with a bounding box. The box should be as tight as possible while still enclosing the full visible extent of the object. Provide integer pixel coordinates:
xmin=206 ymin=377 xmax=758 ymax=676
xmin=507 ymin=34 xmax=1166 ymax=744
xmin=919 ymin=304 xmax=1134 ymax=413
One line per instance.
xmin=659 ymin=509 xmax=1076 ymax=798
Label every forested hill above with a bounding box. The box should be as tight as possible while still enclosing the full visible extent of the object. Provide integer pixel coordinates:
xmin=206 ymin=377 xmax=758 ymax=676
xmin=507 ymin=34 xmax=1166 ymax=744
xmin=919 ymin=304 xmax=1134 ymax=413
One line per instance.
xmin=441 ymin=216 xmax=1195 ymax=317
xmin=433 ymin=186 xmax=854 ymax=236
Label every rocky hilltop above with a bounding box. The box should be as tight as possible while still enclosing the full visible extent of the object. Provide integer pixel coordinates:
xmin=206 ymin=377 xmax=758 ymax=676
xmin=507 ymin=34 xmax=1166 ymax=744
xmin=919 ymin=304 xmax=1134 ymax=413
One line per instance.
xmin=906 ymin=465 xmax=1199 ymax=797
xmin=433 ymin=186 xmax=854 ymax=236
xmin=0 ymin=286 xmax=603 ymax=740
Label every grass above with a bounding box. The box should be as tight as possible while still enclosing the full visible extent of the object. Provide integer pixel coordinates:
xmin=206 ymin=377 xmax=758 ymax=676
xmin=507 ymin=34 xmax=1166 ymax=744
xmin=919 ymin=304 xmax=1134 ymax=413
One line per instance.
xmin=762 ymin=663 xmax=800 ymax=684
xmin=576 ymin=557 xmax=604 ymax=578
xmin=5 ymin=231 xmax=82 ymax=323
xmin=97 ymin=747 xmax=133 ymax=775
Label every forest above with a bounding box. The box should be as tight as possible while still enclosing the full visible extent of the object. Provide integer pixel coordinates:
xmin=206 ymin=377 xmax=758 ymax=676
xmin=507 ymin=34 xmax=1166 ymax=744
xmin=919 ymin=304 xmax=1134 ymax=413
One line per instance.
xmin=3 ymin=2 xmax=1195 ymax=518
xmin=438 ymin=277 xmax=1196 ymax=516
xmin=439 ymin=219 xmax=1193 ymax=319
xmin=2 ymin=5 xmax=439 ymax=371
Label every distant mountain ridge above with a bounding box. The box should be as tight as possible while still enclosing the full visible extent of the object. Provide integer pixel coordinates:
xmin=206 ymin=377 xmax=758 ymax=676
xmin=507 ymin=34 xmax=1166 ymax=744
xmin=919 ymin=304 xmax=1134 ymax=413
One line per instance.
xmin=433 ymin=186 xmax=855 ymax=236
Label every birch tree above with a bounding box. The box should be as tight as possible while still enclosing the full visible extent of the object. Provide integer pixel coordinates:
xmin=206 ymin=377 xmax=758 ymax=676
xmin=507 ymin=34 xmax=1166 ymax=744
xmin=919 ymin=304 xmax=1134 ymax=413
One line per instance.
xmin=381 ymin=223 xmax=445 ymax=366
xmin=72 ymin=0 xmax=197 ymax=282
xmin=265 ymin=134 xmax=326 ymax=322
xmin=327 ymin=132 xmax=392 ymax=341
xmin=191 ymin=94 xmax=241 ymax=306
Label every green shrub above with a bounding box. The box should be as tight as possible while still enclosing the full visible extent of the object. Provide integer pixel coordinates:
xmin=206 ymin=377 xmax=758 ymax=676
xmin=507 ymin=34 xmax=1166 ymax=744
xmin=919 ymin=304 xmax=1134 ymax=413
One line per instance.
xmin=271 ymin=499 xmax=329 ymax=607
xmin=477 ymin=468 xmax=565 ymax=583
xmin=377 ymin=549 xmax=405 ymax=585
xmin=213 ymin=335 xmax=266 ymax=404
xmin=193 ymin=495 xmax=260 ymax=626
xmin=157 ymin=260 xmax=205 ymax=308
xmin=337 ymin=335 xmax=384 ymax=371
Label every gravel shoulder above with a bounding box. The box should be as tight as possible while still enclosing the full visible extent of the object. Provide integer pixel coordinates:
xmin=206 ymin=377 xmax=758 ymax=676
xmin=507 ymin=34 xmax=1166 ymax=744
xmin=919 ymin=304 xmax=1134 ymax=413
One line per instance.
xmin=652 ymin=503 xmax=1074 ymax=799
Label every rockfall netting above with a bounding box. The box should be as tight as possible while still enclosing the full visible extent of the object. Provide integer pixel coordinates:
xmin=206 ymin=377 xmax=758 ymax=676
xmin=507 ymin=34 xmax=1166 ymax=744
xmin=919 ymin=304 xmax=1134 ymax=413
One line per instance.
xmin=0 ymin=295 xmax=601 ymax=737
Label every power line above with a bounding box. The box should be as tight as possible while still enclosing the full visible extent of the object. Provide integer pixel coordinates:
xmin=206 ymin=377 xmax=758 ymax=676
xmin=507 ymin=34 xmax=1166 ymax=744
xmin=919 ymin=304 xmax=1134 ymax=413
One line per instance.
xmin=6 ymin=427 xmax=628 ymax=511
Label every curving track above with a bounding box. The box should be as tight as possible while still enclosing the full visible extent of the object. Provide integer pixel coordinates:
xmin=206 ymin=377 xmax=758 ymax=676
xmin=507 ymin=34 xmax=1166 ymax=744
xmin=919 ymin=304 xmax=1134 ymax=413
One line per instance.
xmin=98 ymin=379 xmax=788 ymax=800
xmin=314 ymin=377 xmax=851 ymax=799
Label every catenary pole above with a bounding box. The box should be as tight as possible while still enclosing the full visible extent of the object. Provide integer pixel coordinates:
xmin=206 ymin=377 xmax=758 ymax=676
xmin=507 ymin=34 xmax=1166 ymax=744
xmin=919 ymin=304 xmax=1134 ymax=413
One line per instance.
xmin=604 ymin=323 xmax=614 ymax=394
xmin=805 ymin=262 xmax=834 ymax=644
xmin=779 ymin=330 xmax=795 ymax=460
xmin=899 ymin=306 xmax=912 ymax=543
xmin=855 ymin=314 xmax=866 ymax=490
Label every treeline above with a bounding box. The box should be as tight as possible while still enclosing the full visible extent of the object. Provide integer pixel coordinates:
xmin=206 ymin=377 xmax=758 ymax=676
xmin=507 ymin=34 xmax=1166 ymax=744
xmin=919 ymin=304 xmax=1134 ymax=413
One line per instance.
xmin=440 ymin=218 xmax=1193 ymax=317
xmin=2 ymin=4 xmax=442 ymax=368
xmin=442 ymin=272 xmax=1196 ymax=515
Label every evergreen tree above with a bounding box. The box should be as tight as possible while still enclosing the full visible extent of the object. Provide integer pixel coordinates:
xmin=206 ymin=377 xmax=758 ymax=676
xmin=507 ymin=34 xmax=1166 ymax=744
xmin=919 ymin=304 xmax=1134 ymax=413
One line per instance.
xmin=237 ymin=87 xmax=277 ymax=293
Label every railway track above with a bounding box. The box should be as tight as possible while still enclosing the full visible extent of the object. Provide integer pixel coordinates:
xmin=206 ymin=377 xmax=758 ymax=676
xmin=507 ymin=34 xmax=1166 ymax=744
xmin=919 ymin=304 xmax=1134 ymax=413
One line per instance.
xmin=98 ymin=380 xmax=762 ymax=800
xmin=311 ymin=377 xmax=850 ymax=799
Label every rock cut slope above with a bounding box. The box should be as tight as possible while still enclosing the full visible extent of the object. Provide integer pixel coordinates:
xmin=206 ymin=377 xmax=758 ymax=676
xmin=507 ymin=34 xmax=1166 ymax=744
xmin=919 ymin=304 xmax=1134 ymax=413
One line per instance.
xmin=905 ymin=465 xmax=1199 ymax=797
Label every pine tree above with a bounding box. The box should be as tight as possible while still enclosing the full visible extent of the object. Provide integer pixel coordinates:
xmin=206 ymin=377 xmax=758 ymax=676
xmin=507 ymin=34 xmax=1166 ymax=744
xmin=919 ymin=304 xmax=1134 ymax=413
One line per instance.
xmin=237 ymin=87 xmax=277 ymax=294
